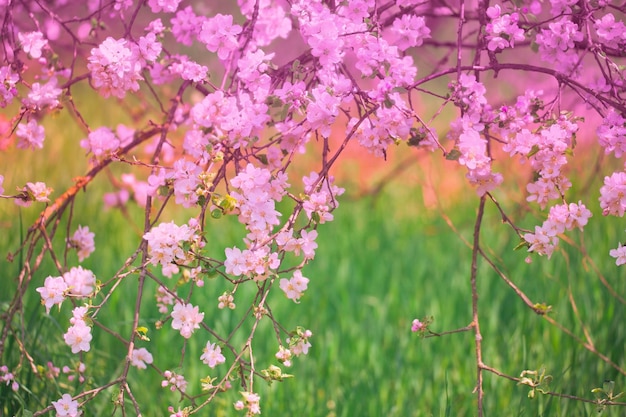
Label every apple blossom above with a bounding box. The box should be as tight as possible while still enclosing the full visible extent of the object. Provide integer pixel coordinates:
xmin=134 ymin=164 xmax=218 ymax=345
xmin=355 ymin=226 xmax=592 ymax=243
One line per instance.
xmin=51 ymin=394 xmax=81 ymax=417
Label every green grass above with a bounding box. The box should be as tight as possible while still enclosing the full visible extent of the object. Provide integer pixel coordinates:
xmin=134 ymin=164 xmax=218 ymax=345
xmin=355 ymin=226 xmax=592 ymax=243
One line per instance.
xmin=2 ymin=174 xmax=625 ymax=416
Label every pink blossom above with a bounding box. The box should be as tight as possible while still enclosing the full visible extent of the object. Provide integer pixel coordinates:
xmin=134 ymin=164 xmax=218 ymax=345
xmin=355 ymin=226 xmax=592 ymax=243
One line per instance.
xmin=138 ymin=32 xmax=162 ymax=62
xmin=147 ymin=0 xmax=181 ymax=13
xmin=24 ymin=77 xmax=62 ymax=110
xmin=245 ymin=3 xmax=291 ymax=47
xmin=411 ymin=319 xmax=425 ymax=332
xmin=289 ymin=330 xmax=312 ymax=356
xmin=162 ymin=370 xmax=188 ymax=392
xmin=308 ymin=26 xmax=344 ymax=67
xmin=63 ymin=320 xmax=92 ymax=354
xmin=295 ymin=229 xmax=318 ymax=260
xmin=171 ymin=6 xmax=203 ymax=46
xmin=16 ymin=120 xmax=45 ymax=149
xmin=467 ymin=169 xmax=503 ymax=196
xmin=275 ymin=346 xmax=292 ymax=367
xmin=62 ymin=266 xmax=96 ymax=297
xmin=0 ymin=365 xmax=18 ymax=392
xmin=0 ymin=175 xmax=4 ymax=195
xmin=595 ymin=14 xmax=626 ymax=49
xmin=388 ymin=14 xmax=430 ymax=51
xmin=51 ymin=393 xmax=81 ymax=417
xmin=224 ymin=247 xmax=247 ymax=276
xmin=523 ymin=225 xmax=558 ymax=258
xmin=170 ymin=302 xmax=204 ymax=338
xmin=609 ymin=245 xmax=626 ymax=266
xmin=535 ymin=17 xmax=583 ymax=74
xmin=306 ymin=86 xmax=340 ymax=138
xmin=218 ymin=292 xmax=236 ymax=310
xmin=485 ymin=6 xmax=525 ymax=51
xmin=200 ymin=342 xmax=225 ymax=368
xmin=16 ymin=182 xmax=53 ymax=207
xmin=237 ymin=49 xmax=275 ymax=84
xmin=0 ymin=66 xmax=18 ymax=107
xmin=597 ymin=108 xmax=626 ymax=158
xmin=237 ymin=391 xmax=261 ymax=415
xmin=80 ymin=127 xmax=121 ymax=157
xmin=549 ymin=0 xmax=577 ymax=16
xmin=87 ymin=37 xmax=143 ymax=98
xmin=18 ymin=31 xmax=48 ymax=59
xmin=103 ymin=189 xmax=130 ymax=208
xmin=527 ymin=177 xmax=568 ymax=209
xmin=143 ymin=221 xmax=198 ymax=277
xmin=599 ymin=171 xmax=626 ymax=216
xmin=68 ymin=226 xmax=95 ymax=261
xmin=156 ymin=285 xmax=174 ymax=314
xmin=170 ymin=57 xmax=208 ymax=83
xmin=36 ymin=276 xmax=69 ymax=313
xmin=130 ymin=348 xmax=154 ymax=369
xmin=198 ymin=14 xmax=242 ymax=60
xmin=279 ymin=270 xmax=309 ymax=302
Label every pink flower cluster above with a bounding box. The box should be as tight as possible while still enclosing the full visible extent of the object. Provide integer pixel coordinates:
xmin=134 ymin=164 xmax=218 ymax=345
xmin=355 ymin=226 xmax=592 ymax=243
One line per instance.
xmin=156 ymin=285 xmax=175 ymax=313
xmin=162 ymin=370 xmax=188 ymax=393
xmin=198 ymin=14 xmax=242 ymax=61
xmin=594 ymin=14 xmax=626 ymax=49
xmin=449 ymin=75 xmax=503 ymax=196
xmin=279 ymin=270 xmax=310 ymax=302
xmin=16 ymin=120 xmax=45 ymax=150
xmin=503 ymin=114 xmax=578 ymax=209
xmin=87 ymin=37 xmax=145 ymax=98
xmin=234 ymin=391 xmax=261 ymax=415
xmin=143 ymin=220 xmax=201 ymax=277
xmin=597 ymin=109 xmax=626 ymax=158
xmin=18 ymin=31 xmax=48 ymax=59
xmin=63 ymin=306 xmax=92 ymax=354
xmin=23 ymin=77 xmax=62 ymax=110
xmin=0 ymin=66 xmax=19 ymax=107
xmin=170 ymin=302 xmax=204 ymax=339
xmin=388 ymin=14 xmax=431 ymax=51
xmin=599 ymin=172 xmax=626 ymax=217
xmin=0 ymin=365 xmax=19 ymax=392
xmin=535 ymin=17 xmax=583 ymax=75
xmin=286 ymin=328 xmax=312 ymax=358
xmin=302 ymin=172 xmax=345 ymax=224
xmin=485 ymin=5 xmax=525 ymax=51
xmin=36 ymin=267 xmax=96 ymax=313
xmin=523 ymin=201 xmax=592 ymax=258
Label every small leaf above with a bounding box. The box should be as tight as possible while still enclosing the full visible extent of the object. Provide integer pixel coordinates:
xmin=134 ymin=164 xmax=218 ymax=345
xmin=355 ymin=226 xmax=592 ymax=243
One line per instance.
xmin=527 ymin=144 xmax=540 ymax=158
xmin=445 ymin=149 xmax=461 ymax=161
xmin=513 ymin=240 xmax=529 ymax=251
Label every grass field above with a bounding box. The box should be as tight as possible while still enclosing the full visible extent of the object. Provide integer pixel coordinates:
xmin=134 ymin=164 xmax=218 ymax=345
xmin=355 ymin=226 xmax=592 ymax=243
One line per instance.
xmin=2 ymin=158 xmax=625 ymax=416
xmin=1 ymin=85 xmax=625 ymax=416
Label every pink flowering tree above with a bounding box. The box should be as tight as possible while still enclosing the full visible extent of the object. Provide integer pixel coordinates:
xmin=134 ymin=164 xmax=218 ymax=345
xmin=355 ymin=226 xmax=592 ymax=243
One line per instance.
xmin=1 ymin=0 xmax=626 ymax=415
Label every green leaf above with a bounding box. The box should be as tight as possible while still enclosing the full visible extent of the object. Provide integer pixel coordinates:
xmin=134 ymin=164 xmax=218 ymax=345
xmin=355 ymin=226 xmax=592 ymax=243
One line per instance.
xmin=527 ymin=144 xmax=540 ymax=158
xmin=513 ymin=240 xmax=529 ymax=251
xmin=445 ymin=149 xmax=461 ymax=161
xmin=211 ymin=209 xmax=223 ymax=219
xmin=533 ymin=303 xmax=552 ymax=315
